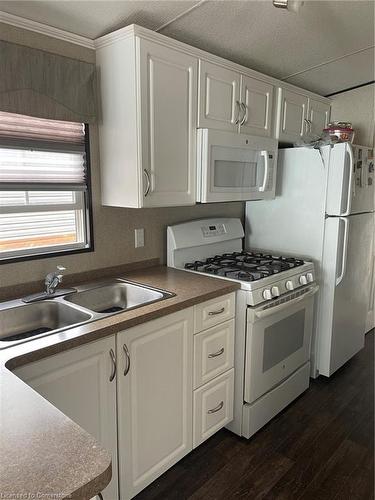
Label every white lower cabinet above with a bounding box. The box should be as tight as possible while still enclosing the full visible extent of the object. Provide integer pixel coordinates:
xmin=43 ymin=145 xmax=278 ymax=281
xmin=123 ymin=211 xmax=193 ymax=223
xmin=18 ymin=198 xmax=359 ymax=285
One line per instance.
xmin=192 ymin=295 xmax=235 ymax=449
xmin=13 ymin=336 xmax=119 ymax=500
xmin=13 ymin=294 xmax=236 ymax=500
xmin=193 ymin=369 xmax=234 ymax=448
xmin=193 ymin=319 xmax=235 ymax=389
xmin=116 ymin=308 xmax=194 ymax=499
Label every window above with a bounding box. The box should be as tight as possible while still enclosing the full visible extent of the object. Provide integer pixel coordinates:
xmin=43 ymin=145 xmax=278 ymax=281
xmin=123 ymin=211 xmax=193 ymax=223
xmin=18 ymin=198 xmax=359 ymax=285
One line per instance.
xmin=0 ymin=112 xmax=93 ymax=263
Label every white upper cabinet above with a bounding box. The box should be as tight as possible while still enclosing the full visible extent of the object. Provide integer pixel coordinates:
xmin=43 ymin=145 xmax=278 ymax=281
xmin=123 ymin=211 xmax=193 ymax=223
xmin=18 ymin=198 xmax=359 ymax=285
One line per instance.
xmin=198 ymin=61 xmax=275 ymax=138
xmin=96 ymin=25 xmax=330 ymax=206
xmin=276 ymin=88 xmax=331 ymax=143
xmin=276 ymin=88 xmax=309 ymax=143
xmin=308 ymin=98 xmax=330 ymax=137
xmin=239 ymin=76 xmax=274 ymax=137
xmin=97 ymin=35 xmax=197 ymax=208
xmin=198 ymin=60 xmax=241 ymax=132
xmin=139 ymin=40 xmax=197 ymax=207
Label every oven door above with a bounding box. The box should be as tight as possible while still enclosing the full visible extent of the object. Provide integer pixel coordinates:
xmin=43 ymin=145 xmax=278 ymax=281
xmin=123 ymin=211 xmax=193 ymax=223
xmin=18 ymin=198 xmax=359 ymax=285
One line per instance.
xmin=197 ymin=129 xmax=277 ymax=203
xmin=244 ymin=285 xmax=318 ymax=404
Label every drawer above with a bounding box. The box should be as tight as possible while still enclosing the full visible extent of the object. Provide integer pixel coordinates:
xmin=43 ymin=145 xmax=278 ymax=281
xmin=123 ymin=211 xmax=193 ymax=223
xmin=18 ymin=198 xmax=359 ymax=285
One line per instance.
xmin=194 ymin=293 xmax=235 ymax=333
xmin=193 ymin=369 xmax=234 ymax=448
xmin=194 ymin=319 xmax=234 ymax=389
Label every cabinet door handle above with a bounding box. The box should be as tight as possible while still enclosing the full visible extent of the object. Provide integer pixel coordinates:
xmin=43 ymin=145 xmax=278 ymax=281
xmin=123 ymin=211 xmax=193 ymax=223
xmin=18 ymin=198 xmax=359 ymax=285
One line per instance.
xmin=235 ymin=100 xmax=241 ymax=124
xmin=143 ymin=169 xmax=151 ymax=197
xmin=109 ymin=348 xmax=116 ymax=382
xmin=208 ymin=307 xmax=225 ymax=316
xmin=97 ymin=494 xmax=104 ymax=500
xmin=208 ymin=347 xmax=225 ymax=358
xmin=207 ymin=401 xmax=224 ymax=414
xmin=123 ymin=343 xmax=130 ymax=376
xmin=240 ymin=102 xmax=247 ymax=125
xmin=304 ymin=118 xmax=312 ymax=133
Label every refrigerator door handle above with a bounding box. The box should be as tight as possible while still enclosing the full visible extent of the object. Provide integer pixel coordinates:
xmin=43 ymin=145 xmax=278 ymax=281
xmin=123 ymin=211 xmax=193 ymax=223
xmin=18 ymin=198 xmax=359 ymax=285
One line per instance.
xmin=341 ymin=146 xmax=354 ymax=216
xmin=336 ymin=217 xmax=349 ymax=286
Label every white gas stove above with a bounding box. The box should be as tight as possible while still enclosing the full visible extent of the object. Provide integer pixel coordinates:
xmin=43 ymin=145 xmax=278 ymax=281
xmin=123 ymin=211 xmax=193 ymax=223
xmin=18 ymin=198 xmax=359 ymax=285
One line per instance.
xmin=167 ymin=218 xmax=315 ymax=306
xmin=167 ymin=218 xmax=318 ymax=439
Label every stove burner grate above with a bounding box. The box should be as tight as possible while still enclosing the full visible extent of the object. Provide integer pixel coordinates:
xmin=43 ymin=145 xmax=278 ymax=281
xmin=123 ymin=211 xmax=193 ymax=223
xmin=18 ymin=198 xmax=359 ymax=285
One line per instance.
xmin=184 ymin=250 xmax=305 ymax=282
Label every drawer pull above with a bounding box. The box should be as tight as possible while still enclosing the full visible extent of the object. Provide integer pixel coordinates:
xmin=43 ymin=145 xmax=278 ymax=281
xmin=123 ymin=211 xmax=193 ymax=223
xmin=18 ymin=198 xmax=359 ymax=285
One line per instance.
xmin=208 ymin=307 xmax=225 ymax=316
xmin=207 ymin=401 xmax=224 ymax=414
xmin=208 ymin=347 xmax=225 ymax=358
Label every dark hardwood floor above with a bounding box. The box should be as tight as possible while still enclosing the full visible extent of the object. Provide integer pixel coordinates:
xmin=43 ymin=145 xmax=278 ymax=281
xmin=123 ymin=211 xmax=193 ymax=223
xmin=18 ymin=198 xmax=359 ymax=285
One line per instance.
xmin=136 ymin=330 xmax=374 ymax=500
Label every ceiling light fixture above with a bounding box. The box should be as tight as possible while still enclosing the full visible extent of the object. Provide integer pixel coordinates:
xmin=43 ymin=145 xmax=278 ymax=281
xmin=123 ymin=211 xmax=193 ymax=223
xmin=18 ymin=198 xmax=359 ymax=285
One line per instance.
xmin=273 ymin=0 xmax=304 ymax=13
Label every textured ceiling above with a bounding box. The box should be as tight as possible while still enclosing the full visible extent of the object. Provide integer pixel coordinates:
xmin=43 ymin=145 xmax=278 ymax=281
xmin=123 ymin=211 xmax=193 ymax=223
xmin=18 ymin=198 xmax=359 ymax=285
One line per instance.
xmin=0 ymin=1 xmax=201 ymax=36
xmin=0 ymin=0 xmax=374 ymax=95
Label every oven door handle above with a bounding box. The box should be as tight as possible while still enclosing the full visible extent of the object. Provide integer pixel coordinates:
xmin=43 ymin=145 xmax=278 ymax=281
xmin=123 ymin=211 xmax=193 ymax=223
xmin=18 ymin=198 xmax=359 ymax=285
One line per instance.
xmin=254 ymin=285 xmax=319 ymax=319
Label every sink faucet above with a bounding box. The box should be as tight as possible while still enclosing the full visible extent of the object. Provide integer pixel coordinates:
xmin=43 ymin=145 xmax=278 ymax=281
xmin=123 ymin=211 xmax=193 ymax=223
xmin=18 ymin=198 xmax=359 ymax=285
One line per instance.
xmin=45 ymin=265 xmax=66 ymax=295
xmin=22 ymin=265 xmax=76 ymax=303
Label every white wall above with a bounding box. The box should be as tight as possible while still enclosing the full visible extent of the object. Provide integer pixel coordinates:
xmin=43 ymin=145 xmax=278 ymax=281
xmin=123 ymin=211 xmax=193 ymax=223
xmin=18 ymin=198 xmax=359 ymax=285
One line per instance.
xmin=330 ymin=83 xmax=375 ymax=147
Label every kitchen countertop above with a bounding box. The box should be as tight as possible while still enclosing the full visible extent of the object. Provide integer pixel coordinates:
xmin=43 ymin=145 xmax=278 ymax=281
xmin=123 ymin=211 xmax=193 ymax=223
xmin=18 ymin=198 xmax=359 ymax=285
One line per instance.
xmin=0 ymin=265 xmax=239 ymax=499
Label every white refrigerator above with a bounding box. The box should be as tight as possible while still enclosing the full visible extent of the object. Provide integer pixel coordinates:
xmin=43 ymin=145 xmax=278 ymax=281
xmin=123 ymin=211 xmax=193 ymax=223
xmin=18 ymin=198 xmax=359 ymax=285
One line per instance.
xmin=245 ymin=143 xmax=374 ymax=378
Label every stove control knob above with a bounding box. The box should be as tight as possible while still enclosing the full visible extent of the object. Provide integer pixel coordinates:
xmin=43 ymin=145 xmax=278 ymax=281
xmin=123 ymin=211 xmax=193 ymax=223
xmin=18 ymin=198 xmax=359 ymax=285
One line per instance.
xmin=285 ymin=280 xmax=294 ymax=291
xmin=307 ymin=272 xmax=314 ymax=283
xmin=271 ymin=286 xmax=280 ymax=297
xmin=299 ymin=275 xmax=308 ymax=286
xmin=263 ymin=289 xmax=273 ymax=300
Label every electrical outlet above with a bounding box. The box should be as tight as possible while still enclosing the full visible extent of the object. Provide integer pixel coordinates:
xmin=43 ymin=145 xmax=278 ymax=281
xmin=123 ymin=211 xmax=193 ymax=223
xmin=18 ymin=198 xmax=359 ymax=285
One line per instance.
xmin=134 ymin=228 xmax=145 ymax=248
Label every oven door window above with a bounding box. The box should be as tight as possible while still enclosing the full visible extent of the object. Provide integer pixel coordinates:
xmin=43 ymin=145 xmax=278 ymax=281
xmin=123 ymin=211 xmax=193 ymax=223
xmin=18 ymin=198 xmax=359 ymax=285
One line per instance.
xmin=263 ymin=310 xmax=305 ymax=372
xmin=244 ymin=296 xmax=314 ymax=404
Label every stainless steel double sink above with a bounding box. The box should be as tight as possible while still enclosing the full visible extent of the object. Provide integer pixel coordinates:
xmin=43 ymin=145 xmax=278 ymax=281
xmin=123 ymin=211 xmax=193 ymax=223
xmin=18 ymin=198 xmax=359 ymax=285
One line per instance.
xmin=0 ymin=279 xmax=175 ymax=349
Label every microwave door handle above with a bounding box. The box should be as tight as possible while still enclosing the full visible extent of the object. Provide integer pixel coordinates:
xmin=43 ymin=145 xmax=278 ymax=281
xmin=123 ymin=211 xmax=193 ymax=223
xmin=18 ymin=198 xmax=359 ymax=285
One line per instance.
xmin=341 ymin=145 xmax=354 ymax=216
xmin=336 ymin=217 xmax=349 ymax=286
xmin=259 ymin=151 xmax=269 ymax=192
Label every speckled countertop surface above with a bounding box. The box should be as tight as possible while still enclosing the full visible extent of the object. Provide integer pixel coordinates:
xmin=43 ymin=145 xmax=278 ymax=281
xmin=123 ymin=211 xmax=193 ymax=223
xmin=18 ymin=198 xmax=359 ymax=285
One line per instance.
xmin=0 ymin=265 xmax=239 ymax=499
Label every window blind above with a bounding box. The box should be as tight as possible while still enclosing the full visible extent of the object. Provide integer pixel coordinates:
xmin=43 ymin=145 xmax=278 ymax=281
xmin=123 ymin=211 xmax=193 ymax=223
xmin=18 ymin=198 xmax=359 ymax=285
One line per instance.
xmin=0 ymin=148 xmax=86 ymax=187
xmin=0 ymin=111 xmax=91 ymax=261
xmin=0 ymin=112 xmax=85 ymax=144
xmin=0 ymin=112 xmax=87 ymax=189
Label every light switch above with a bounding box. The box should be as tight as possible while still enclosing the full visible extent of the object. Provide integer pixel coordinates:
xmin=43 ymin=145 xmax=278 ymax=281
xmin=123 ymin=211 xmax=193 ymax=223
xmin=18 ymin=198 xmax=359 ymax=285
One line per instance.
xmin=134 ymin=228 xmax=145 ymax=248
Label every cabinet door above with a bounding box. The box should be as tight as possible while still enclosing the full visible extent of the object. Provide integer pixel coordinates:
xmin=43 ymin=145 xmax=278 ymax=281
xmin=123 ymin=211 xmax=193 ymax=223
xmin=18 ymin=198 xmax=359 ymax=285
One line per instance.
xmin=117 ymin=308 xmax=193 ymax=499
xmin=277 ymin=88 xmax=309 ymax=143
xmin=198 ymin=60 xmax=241 ymax=132
xmin=308 ymin=98 xmax=330 ymax=136
xmin=14 ymin=336 xmax=118 ymax=500
xmin=240 ymin=76 xmax=274 ymax=137
xmin=138 ymin=39 xmax=197 ymax=207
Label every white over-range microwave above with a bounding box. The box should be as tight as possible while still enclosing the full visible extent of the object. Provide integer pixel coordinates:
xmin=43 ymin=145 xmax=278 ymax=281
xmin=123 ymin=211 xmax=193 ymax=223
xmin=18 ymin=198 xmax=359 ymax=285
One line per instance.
xmin=196 ymin=129 xmax=278 ymax=203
